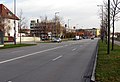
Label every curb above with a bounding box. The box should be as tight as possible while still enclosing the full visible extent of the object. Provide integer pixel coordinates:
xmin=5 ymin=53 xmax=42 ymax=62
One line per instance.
xmin=90 ymin=41 xmax=98 ymax=82
xmin=82 ymin=40 xmax=99 ymax=82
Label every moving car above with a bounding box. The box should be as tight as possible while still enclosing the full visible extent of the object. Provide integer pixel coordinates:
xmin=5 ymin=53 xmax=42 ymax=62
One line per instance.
xmin=52 ymin=37 xmax=62 ymax=43
xmin=73 ymin=36 xmax=82 ymax=40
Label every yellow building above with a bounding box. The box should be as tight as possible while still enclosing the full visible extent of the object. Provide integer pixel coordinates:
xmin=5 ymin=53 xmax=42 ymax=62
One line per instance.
xmin=96 ymin=29 xmax=100 ymax=37
xmin=85 ymin=28 xmax=100 ymax=37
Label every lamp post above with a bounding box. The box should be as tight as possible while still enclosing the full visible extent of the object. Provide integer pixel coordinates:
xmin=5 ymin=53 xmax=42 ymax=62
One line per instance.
xmin=108 ymin=0 xmax=110 ymax=54
xmin=14 ymin=0 xmax=16 ymax=45
xmin=97 ymin=5 xmax=104 ymax=42
xmin=76 ymin=24 xmax=79 ymax=36
xmin=76 ymin=24 xmax=79 ymax=29
xmin=68 ymin=19 xmax=71 ymax=29
xmin=97 ymin=5 xmax=104 ymax=30
xmin=55 ymin=12 xmax=59 ymax=37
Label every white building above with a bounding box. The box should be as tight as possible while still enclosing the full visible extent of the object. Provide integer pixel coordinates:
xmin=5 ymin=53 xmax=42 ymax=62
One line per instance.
xmin=0 ymin=4 xmax=19 ymax=37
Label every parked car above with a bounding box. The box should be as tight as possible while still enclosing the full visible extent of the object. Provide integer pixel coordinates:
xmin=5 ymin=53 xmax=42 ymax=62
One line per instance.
xmin=91 ymin=36 xmax=95 ymax=40
xmin=52 ymin=37 xmax=62 ymax=43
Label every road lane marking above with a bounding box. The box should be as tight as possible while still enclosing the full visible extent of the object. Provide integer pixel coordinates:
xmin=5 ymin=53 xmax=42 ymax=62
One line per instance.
xmin=72 ymin=48 xmax=76 ymax=51
xmin=0 ymin=46 xmax=64 ymax=64
xmin=11 ymin=50 xmax=25 ymax=53
xmin=8 ymin=81 xmax=12 ymax=82
xmin=65 ymin=45 xmax=68 ymax=47
xmin=52 ymin=55 xmax=63 ymax=61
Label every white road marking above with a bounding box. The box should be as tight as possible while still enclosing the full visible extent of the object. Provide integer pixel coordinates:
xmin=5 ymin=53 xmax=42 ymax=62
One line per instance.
xmin=11 ymin=50 xmax=25 ymax=53
xmin=8 ymin=81 xmax=12 ymax=82
xmin=65 ymin=45 xmax=68 ymax=46
xmin=72 ymin=48 xmax=76 ymax=51
xmin=52 ymin=55 xmax=63 ymax=61
xmin=0 ymin=46 xmax=64 ymax=64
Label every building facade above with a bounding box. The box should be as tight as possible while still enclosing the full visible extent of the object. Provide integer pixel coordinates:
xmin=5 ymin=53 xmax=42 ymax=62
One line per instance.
xmin=85 ymin=28 xmax=100 ymax=37
xmin=0 ymin=4 xmax=19 ymax=37
xmin=30 ymin=19 xmax=65 ymax=40
xmin=76 ymin=28 xmax=100 ymax=37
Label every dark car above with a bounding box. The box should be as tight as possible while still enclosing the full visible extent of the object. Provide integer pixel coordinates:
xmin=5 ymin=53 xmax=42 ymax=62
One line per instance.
xmin=91 ymin=36 xmax=94 ymax=40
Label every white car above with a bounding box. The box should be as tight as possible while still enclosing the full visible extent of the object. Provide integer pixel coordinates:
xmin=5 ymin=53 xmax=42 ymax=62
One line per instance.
xmin=52 ymin=37 xmax=62 ymax=43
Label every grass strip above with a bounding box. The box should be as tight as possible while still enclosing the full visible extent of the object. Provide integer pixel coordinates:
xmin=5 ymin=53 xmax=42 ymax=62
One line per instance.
xmin=96 ymin=40 xmax=120 ymax=82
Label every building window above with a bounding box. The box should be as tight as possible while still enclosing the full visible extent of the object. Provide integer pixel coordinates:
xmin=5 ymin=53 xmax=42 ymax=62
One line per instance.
xmin=7 ymin=12 xmax=12 ymax=17
xmin=4 ymin=7 xmax=7 ymax=10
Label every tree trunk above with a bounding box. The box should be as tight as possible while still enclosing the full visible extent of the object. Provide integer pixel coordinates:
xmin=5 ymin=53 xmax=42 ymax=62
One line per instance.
xmin=112 ymin=16 xmax=115 ymax=50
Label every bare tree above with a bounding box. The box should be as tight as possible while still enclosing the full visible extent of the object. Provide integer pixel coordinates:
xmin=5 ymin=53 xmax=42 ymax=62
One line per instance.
xmin=4 ymin=19 xmax=11 ymax=36
xmin=0 ymin=16 xmax=4 ymax=44
xmin=98 ymin=2 xmax=108 ymax=43
xmin=52 ymin=16 xmax=64 ymax=37
xmin=103 ymin=1 xmax=110 ymax=44
xmin=102 ymin=0 xmax=120 ymax=50
xmin=0 ymin=16 xmax=5 ymax=32
xmin=0 ymin=15 xmax=12 ymax=36
xmin=18 ymin=9 xmax=27 ymax=44
xmin=18 ymin=9 xmax=27 ymax=30
xmin=110 ymin=0 xmax=120 ymax=50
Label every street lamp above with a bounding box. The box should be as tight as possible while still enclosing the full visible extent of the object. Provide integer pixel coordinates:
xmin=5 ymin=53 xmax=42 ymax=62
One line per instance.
xmin=14 ymin=0 xmax=16 ymax=45
xmin=108 ymin=0 xmax=110 ymax=54
xmin=97 ymin=5 xmax=104 ymax=30
xmin=68 ymin=19 xmax=71 ymax=29
xmin=97 ymin=5 xmax=104 ymax=42
xmin=76 ymin=24 xmax=79 ymax=29
xmin=55 ymin=12 xmax=59 ymax=37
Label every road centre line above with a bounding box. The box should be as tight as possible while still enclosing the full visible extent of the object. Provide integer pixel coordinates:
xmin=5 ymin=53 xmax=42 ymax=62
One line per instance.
xmin=8 ymin=81 xmax=12 ymax=82
xmin=52 ymin=55 xmax=63 ymax=61
xmin=72 ymin=48 xmax=77 ymax=51
xmin=65 ymin=45 xmax=68 ymax=46
xmin=0 ymin=46 xmax=64 ymax=64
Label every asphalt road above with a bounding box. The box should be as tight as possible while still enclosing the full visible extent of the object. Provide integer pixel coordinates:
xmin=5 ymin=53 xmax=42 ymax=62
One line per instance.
xmin=0 ymin=39 xmax=98 ymax=82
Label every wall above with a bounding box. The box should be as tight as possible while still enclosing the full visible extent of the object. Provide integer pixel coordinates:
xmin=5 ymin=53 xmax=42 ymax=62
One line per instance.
xmin=4 ymin=19 xmax=19 ymax=37
xmin=16 ymin=37 xmax=41 ymax=42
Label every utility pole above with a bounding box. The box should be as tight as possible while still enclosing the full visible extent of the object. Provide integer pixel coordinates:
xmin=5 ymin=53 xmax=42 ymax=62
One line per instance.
xmin=97 ymin=5 xmax=104 ymax=42
xmin=55 ymin=12 xmax=59 ymax=37
xmin=14 ymin=0 xmax=16 ymax=45
xmin=68 ymin=19 xmax=71 ymax=29
xmin=18 ymin=22 xmax=21 ymax=44
xmin=97 ymin=5 xmax=104 ymax=28
xmin=108 ymin=0 xmax=110 ymax=54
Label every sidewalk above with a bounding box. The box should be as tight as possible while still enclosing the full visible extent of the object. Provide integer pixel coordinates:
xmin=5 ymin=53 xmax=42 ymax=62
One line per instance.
xmin=114 ymin=40 xmax=120 ymax=46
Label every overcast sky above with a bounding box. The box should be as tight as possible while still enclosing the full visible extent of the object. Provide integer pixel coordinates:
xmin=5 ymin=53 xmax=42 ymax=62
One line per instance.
xmin=1 ymin=0 xmax=120 ymax=32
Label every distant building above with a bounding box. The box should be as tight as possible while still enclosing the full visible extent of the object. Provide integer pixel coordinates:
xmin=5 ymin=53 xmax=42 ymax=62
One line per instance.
xmin=110 ymin=32 xmax=120 ymax=39
xmin=76 ymin=28 xmax=100 ymax=37
xmin=30 ymin=19 xmax=65 ymax=39
xmin=0 ymin=4 xmax=19 ymax=37
xmin=85 ymin=28 xmax=100 ymax=37
xmin=18 ymin=28 xmax=30 ymax=37
xmin=66 ymin=28 xmax=75 ymax=33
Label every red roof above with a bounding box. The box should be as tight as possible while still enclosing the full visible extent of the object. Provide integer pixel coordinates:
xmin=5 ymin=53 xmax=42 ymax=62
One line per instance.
xmin=0 ymin=4 xmax=19 ymax=20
